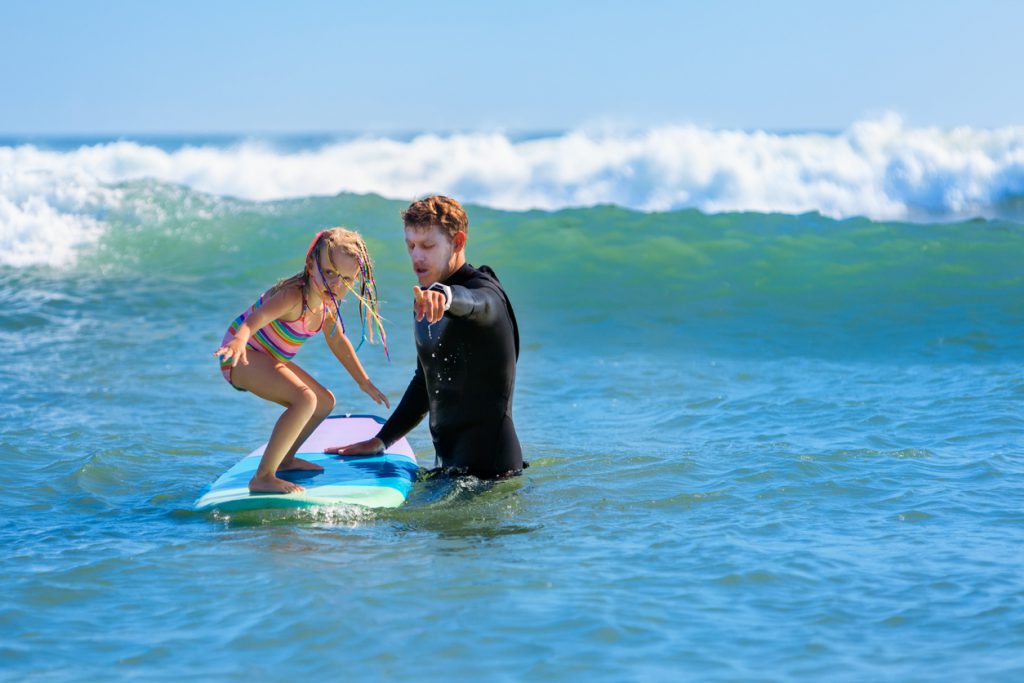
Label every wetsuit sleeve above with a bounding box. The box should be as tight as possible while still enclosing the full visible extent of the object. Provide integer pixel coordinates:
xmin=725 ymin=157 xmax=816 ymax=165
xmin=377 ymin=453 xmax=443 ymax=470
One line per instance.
xmin=375 ymin=360 xmax=428 ymax=448
xmin=446 ymin=283 xmax=506 ymax=324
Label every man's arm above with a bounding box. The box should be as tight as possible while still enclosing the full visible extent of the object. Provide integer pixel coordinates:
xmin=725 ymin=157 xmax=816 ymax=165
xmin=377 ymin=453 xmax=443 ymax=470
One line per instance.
xmin=446 ymin=282 xmax=505 ymax=323
xmin=416 ymin=281 xmax=505 ymax=325
xmin=376 ymin=360 xmax=429 ymax=448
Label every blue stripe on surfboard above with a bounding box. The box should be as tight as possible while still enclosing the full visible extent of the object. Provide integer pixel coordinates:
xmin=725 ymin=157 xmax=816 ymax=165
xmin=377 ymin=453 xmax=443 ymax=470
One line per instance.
xmin=207 ymin=454 xmax=418 ymax=488
xmin=325 ymin=413 xmax=387 ymax=424
xmin=194 ymin=465 xmax=418 ymax=511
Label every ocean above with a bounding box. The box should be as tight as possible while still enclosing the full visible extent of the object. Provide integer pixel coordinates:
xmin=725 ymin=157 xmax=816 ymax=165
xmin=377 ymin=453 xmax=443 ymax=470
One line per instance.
xmin=2 ymin=122 xmax=1023 ymax=681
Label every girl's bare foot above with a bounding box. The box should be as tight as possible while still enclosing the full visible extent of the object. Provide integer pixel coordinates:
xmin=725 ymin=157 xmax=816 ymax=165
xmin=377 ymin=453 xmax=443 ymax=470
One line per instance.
xmin=249 ymin=474 xmax=304 ymax=494
xmin=277 ymin=456 xmax=324 ymax=472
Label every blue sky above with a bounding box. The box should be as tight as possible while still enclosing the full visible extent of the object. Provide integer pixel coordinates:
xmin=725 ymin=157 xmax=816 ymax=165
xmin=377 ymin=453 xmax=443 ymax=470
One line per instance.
xmin=1 ymin=0 xmax=1020 ymax=134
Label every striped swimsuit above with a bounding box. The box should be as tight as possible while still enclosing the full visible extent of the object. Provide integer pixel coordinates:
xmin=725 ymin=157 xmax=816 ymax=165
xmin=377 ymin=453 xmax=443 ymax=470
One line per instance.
xmin=219 ymin=292 xmax=326 ymax=388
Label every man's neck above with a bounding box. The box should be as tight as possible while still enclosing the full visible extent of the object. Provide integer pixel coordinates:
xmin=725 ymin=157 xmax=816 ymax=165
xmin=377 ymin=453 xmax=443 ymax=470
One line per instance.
xmin=442 ymin=255 xmax=467 ymax=281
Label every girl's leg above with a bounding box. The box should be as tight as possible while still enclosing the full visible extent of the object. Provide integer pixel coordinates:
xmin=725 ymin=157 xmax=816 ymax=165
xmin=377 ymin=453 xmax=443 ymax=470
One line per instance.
xmin=230 ymin=352 xmax=326 ymax=494
xmin=275 ymin=361 xmax=336 ymax=471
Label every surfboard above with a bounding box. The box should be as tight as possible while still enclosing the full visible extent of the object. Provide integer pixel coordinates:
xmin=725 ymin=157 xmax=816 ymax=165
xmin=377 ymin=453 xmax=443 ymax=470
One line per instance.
xmin=194 ymin=414 xmax=419 ymax=513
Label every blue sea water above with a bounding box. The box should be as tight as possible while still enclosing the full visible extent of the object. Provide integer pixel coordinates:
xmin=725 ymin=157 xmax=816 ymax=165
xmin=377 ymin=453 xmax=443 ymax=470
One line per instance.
xmin=2 ymin=129 xmax=1024 ymax=681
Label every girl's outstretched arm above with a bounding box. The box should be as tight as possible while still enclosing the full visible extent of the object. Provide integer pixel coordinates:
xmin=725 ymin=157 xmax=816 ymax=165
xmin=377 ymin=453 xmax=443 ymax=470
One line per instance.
xmin=213 ymin=288 xmax=302 ymax=366
xmin=323 ymin=314 xmax=390 ymax=408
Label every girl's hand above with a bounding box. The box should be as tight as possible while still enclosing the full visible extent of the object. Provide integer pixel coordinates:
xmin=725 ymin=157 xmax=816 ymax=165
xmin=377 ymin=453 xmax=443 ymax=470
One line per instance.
xmin=359 ymin=379 xmax=390 ymax=409
xmin=214 ymin=338 xmax=248 ymax=367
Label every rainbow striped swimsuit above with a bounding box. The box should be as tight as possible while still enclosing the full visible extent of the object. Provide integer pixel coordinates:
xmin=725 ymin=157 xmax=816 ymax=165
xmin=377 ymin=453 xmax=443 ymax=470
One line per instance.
xmin=219 ymin=293 xmax=325 ymax=386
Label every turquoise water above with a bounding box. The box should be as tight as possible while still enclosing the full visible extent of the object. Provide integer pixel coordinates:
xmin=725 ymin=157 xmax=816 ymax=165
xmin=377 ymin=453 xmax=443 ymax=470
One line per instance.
xmin=2 ymin=183 xmax=1024 ymax=680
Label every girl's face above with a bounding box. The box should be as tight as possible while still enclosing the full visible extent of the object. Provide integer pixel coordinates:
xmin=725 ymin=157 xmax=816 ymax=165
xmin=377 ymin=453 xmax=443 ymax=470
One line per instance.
xmin=313 ymin=246 xmax=360 ymax=299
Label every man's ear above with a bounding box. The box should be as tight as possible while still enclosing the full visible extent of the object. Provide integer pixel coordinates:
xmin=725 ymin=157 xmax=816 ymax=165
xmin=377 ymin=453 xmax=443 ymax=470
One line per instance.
xmin=453 ymin=231 xmax=467 ymax=253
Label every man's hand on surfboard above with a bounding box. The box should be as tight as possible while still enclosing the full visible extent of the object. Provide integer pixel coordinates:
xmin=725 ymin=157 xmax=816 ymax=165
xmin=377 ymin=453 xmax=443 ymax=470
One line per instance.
xmin=324 ymin=437 xmax=386 ymax=456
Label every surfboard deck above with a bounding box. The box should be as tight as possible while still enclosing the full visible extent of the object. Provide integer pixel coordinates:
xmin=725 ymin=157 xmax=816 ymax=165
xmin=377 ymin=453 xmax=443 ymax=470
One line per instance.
xmin=194 ymin=414 xmax=419 ymax=513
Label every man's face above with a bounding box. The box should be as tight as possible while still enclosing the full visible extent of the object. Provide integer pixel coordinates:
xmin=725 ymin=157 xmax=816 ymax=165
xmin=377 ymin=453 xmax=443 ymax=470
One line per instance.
xmin=405 ymin=224 xmax=460 ymax=286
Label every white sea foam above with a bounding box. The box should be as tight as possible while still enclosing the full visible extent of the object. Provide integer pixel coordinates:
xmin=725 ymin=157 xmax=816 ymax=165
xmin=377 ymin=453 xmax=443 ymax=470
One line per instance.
xmin=3 ymin=115 xmax=1024 ymax=266
xmin=0 ymin=162 xmax=119 ymax=267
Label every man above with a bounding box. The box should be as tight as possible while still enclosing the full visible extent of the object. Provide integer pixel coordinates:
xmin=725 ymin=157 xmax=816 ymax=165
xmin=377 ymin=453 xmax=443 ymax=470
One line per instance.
xmin=326 ymin=196 xmax=524 ymax=478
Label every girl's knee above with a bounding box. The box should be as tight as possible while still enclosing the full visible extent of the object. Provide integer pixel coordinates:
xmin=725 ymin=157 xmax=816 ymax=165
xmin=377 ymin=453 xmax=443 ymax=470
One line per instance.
xmin=315 ymin=390 xmax=336 ymax=419
xmin=291 ymin=385 xmax=319 ymax=414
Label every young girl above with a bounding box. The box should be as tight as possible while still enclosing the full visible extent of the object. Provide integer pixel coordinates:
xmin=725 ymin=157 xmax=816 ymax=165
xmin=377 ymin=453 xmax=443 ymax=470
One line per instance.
xmin=214 ymin=228 xmax=390 ymax=494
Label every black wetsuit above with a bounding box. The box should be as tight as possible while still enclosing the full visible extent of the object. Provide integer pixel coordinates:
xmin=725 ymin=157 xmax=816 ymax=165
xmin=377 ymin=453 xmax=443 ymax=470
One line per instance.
xmin=376 ymin=263 xmax=523 ymax=478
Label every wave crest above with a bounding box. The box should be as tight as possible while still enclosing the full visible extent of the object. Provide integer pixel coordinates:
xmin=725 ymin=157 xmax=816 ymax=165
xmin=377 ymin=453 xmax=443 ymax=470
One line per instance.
xmin=3 ymin=115 xmax=1024 ymax=266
